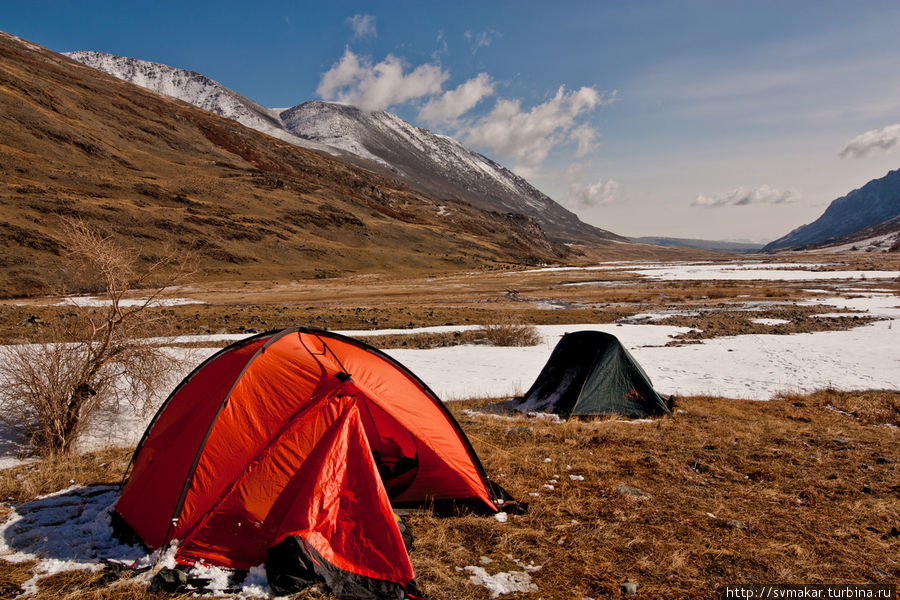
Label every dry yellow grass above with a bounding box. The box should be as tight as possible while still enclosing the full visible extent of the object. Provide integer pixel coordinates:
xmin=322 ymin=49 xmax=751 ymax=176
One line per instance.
xmin=1 ymin=390 xmax=897 ymax=599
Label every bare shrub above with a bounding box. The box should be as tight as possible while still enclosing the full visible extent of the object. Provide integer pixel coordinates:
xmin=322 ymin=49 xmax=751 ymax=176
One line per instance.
xmin=0 ymin=219 xmax=191 ymax=456
xmin=477 ymin=316 xmax=541 ymax=347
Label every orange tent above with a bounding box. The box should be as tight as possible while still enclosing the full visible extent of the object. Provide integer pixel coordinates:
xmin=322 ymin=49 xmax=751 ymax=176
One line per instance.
xmin=115 ymin=327 xmax=506 ymax=598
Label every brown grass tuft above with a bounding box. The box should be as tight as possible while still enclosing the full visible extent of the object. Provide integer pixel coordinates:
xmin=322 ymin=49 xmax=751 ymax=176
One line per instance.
xmin=477 ymin=316 xmax=541 ymax=347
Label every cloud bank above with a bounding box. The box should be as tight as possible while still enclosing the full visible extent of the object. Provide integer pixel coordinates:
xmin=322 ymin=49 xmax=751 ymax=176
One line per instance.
xmin=418 ymin=73 xmax=494 ymax=126
xmin=317 ymin=49 xmax=447 ymax=111
xmin=565 ymin=177 xmax=620 ymax=209
xmin=317 ymin=38 xmax=615 ymax=196
xmin=461 ymin=86 xmax=611 ymax=174
xmin=693 ymin=185 xmax=800 ymax=208
xmin=839 ymin=123 xmax=900 ymax=158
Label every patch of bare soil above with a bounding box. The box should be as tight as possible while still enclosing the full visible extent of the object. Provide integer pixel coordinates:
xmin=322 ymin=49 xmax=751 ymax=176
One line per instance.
xmin=653 ymin=305 xmax=878 ymax=345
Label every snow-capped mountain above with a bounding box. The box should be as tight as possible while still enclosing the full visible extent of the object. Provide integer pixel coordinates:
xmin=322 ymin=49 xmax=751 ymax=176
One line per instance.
xmin=764 ymin=168 xmax=900 ymax=251
xmin=65 ymin=51 xmax=619 ymax=244
xmin=281 ymin=102 xmax=621 ymax=243
xmin=63 ymin=51 xmax=333 ymax=154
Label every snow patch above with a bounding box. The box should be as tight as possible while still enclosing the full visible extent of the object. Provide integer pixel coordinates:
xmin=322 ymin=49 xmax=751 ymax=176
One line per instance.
xmin=751 ymin=318 xmax=791 ymax=326
xmin=460 ymin=565 xmax=538 ymax=598
xmin=55 ymin=296 xmax=203 ymax=307
xmin=0 ymin=486 xmax=271 ymax=597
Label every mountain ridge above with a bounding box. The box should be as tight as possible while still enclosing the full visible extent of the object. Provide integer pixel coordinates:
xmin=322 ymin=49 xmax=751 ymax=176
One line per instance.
xmin=764 ymin=168 xmax=900 ymax=251
xmin=630 ymin=236 xmax=765 ymax=254
xmin=64 ymin=51 xmax=621 ymax=244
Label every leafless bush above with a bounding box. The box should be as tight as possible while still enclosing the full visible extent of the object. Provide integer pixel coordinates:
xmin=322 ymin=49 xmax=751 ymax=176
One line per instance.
xmin=0 ymin=219 xmax=191 ymax=456
xmin=477 ymin=315 xmax=541 ymax=347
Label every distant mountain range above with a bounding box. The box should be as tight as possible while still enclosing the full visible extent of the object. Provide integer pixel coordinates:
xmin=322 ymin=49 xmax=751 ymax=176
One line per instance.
xmin=764 ymin=168 xmax=900 ymax=252
xmin=65 ymin=51 xmax=620 ymax=244
xmin=629 ymin=237 xmax=764 ymax=254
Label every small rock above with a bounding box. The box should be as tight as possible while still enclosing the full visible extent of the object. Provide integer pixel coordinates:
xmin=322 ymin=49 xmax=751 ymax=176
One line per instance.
xmin=621 ymin=580 xmax=639 ymax=595
xmin=875 ymin=456 xmax=892 ymax=464
xmin=725 ymin=519 xmax=747 ymax=530
xmin=613 ymin=484 xmax=652 ymax=500
xmin=862 ymin=484 xmax=873 ymax=494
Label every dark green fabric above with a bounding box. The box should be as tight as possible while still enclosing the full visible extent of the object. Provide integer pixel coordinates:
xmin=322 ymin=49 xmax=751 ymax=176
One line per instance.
xmin=518 ymin=331 xmax=670 ymax=418
xmin=573 ymin=340 xmax=669 ymax=416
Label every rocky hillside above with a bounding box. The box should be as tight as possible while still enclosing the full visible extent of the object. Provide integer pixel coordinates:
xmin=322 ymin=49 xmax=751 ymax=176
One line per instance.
xmin=0 ymin=32 xmax=566 ymax=296
xmin=779 ymin=216 xmax=900 ymax=254
xmin=765 ymin=168 xmax=900 ymax=251
xmin=64 ymin=52 xmax=620 ymax=244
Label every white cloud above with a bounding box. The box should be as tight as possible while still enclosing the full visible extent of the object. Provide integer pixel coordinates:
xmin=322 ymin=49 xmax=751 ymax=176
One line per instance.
xmin=461 ymin=86 xmax=610 ymax=172
xmin=569 ymin=124 xmax=598 ymax=158
xmin=557 ymin=163 xmax=619 ymax=209
xmin=347 ymin=14 xmax=376 ymax=39
xmin=693 ymin=185 xmax=800 ymax=208
xmin=839 ymin=123 xmax=900 ymax=158
xmin=418 ymin=73 xmax=494 ymax=126
xmin=317 ymin=48 xmax=448 ymax=111
xmin=464 ymin=29 xmax=501 ymax=53
xmin=565 ymin=177 xmax=620 ymax=209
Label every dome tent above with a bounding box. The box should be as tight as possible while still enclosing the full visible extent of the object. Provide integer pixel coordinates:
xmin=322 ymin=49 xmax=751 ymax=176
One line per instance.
xmin=114 ymin=327 xmax=508 ymax=599
xmin=513 ymin=331 xmax=672 ymax=418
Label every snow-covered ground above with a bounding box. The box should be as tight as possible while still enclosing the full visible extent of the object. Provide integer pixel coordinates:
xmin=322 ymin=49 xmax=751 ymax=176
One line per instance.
xmin=55 ymin=296 xmax=203 ymax=307
xmin=518 ymin=260 xmax=900 ymax=282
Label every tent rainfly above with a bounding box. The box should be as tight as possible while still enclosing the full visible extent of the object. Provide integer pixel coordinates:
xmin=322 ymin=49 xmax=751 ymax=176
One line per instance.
xmin=114 ymin=327 xmax=509 ymax=599
xmin=513 ymin=330 xmax=672 ymax=418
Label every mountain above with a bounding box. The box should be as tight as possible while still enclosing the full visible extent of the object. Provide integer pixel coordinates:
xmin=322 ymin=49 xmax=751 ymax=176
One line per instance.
xmin=630 ymin=236 xmax=764 ymax=254
xmin=764 ymin=168 xmax=900 ymax=251
xmin=0 ymin=32 xmax=566 ymax=296
xmin=280 ymin=102 xmax=622 ymax=244
xmin=773 ymin=216 xmax=900 ymax=254
xmin=64 ymin=52 xmax=621 ymax=244
xmin=63 ymin=51 xmax=335 ymax=155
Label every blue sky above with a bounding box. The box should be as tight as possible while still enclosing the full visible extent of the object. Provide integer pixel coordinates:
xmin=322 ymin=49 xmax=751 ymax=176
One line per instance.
xmin=5 ymin=1 xmax=900 ymax=242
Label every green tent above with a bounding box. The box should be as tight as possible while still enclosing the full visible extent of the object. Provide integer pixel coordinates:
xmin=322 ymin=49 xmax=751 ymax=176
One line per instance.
xmin=513 ymin=331 xmax=672 ymax=418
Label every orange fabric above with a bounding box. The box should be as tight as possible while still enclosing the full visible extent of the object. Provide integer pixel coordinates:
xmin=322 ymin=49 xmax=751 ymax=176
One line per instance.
xmin=175 ymin=392 xmax=413 ymax=582
xmin=174 ymin=333 xmax=334 ymax=540
xmin=274 ymin=398 xmax=414 ymax=582
xmin=115 ymin=336 xmax=271 ymax=548
xmin=116 ymin=327 xmax=497 ymax=576
xmin=308 ymin=334 xmax=495 ymax=508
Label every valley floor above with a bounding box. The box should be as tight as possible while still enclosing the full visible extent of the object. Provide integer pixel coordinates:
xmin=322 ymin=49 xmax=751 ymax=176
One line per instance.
xmin=0 ymin=255 xmax=897 ymax=598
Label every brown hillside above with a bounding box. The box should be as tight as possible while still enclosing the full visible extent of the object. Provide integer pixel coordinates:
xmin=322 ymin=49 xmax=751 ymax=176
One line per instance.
xmin=0 ymin=32 xmax=568 ymax=296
